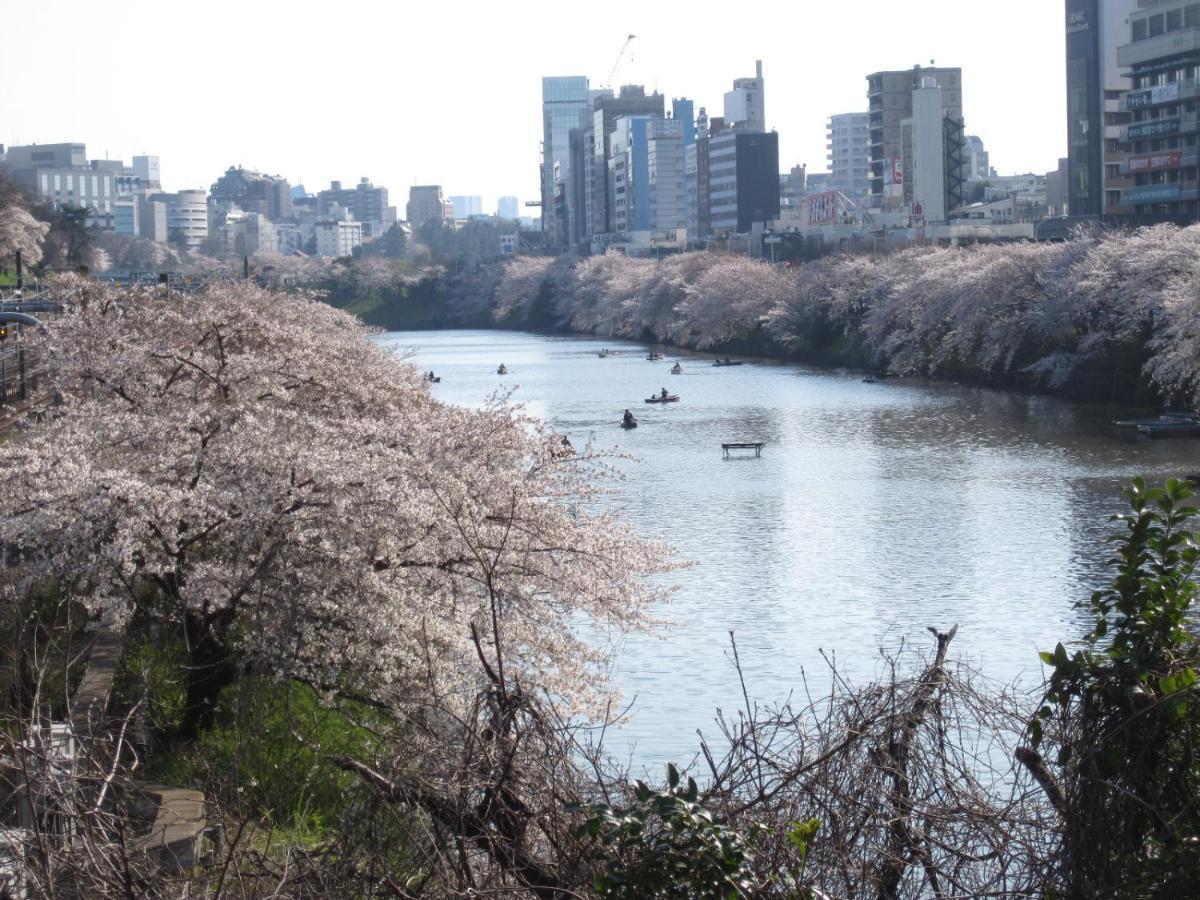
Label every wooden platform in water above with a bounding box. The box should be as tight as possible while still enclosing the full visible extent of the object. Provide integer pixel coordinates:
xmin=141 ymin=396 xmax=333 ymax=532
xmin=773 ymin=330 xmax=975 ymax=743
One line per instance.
xmin=722 ymin=442 xmax=764 ymax=458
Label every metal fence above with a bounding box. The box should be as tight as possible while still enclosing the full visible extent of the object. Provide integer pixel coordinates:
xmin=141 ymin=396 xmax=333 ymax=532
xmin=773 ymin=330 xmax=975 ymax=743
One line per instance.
xmin=0 ymin=342 xmax=37 ymax=407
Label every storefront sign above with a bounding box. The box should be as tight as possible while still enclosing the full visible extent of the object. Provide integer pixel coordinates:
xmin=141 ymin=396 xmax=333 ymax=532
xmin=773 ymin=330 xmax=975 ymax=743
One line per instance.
xmin=1129 ymin=150 xmax=1182 ymax=171
xmin=1128 ymin=118 xmax=1181 ymax=139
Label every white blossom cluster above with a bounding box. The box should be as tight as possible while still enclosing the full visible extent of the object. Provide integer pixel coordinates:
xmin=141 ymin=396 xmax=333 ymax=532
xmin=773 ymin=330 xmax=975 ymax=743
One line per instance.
xmin=0 ymin=278 xmax=672 ymax=710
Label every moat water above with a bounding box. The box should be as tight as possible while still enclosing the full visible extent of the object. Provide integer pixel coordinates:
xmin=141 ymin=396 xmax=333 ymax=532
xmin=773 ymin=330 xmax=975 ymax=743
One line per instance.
xmin=382 ymin=329 xmax=1199 ymax=769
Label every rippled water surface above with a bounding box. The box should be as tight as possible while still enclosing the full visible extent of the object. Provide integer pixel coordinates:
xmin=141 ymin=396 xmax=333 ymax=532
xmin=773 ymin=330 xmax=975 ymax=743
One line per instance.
xmin=381 ymin=329 xmax=1199 ymax=768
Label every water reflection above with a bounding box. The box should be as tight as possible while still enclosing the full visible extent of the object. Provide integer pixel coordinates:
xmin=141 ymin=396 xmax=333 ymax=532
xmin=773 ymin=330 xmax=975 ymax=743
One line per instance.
xmin=380 ymin=330 xmax=1200 ymax=769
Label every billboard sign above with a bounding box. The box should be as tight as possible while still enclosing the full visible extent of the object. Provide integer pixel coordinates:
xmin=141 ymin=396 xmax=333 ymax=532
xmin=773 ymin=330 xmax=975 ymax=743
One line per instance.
xmin=808 ymin=191 xmax=839 ymax=226
xmin=1128 ymin=118 xmax=1180 ymax=139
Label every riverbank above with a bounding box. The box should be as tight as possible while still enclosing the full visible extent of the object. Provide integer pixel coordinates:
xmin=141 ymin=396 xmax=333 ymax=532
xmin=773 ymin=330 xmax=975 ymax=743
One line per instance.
xmin=329 ymin=225 xmax=1200 ymax=409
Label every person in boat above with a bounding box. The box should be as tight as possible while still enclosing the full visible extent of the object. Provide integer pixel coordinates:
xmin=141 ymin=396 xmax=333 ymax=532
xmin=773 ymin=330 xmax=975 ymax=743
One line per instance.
xmin=660 ymin=387 xmax=668 ymax=399
xmin=622 ymin=409 xmax=635 ymax=426
xmin=671 ymin=363 xmax=683 ymax=374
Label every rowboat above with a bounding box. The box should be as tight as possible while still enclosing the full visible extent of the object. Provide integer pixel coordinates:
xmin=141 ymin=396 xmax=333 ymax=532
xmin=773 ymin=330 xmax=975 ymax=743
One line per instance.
xmin=1113 ymin=412 xmax=1198 ymax=428
xmin=1137 ymin=421 xmax=1200 ymax=437
xmin=671 ymin=363 xmax=684 ymax=374
xmin=647 ymin=352 xmax=665 ymax=361
xmin=497 ymin=365 xmax=509 ymax=375
xmin=644 ymin=395 xmax=680 ymax=404
xmin=713 ymin=360 xmax=744 ymax=367
xmin=621 ymin=419 xmax=638 ymax=429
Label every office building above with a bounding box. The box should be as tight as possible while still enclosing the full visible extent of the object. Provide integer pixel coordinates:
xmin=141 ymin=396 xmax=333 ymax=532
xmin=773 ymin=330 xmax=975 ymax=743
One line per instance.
xmin=827 ymin=113 xmax=871 ymax=197
xmin=867 ymin=65 xmax=963 ymax=208
xmin=406 ymin=185 xmax=452 ymax=225
xmin=138 ymin=197 xmax=168 ymax=242
xmin=724 ymin=61 xmax=766 ymax=132
xmin=315 ymin=219 xmax=363 ymax=257
xmin=1067 ymin=0 xmax=1139 ymax=216
xmin=541 ymin=76 xmax=592 ymax=244
xmin=591 ymin=85 xmax=666 ymax=238
xmin=210 ymin=166 xmax=292 ymax=221
xmin=150 ymin=190 xmax=208 ymax=250
xmin=497 ymin=196 xmax=520 ymax=219
xmin=709 ymin=130 xmax=780 ymax=235
xmin=2 ymin=143 xmax=116 ymax=227
xmin=449 ymin=195 xmax=484 ymax=218
xmin=1116 ymin=0 xmax=1200 ymax=217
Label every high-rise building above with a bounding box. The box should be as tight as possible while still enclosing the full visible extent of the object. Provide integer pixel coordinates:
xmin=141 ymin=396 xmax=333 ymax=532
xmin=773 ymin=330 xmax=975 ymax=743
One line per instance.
xmin=151 ymin=190 xmax=208 ymax=250
xmin=672 ymin=98 xmax=696 ymax=148
xmin=1115 ymin=0 xmax=1200 ymax=218
xmin=406 ymin=185 xmax=452 ymax=225
xmin=1067 ymin=0 xmax=1139 ymax=218
xmin=867 ymin=65 xmax=962 ymax=209
xmin=591 ymin=85 xmax=666 ymax=238
xmin=541 ymin=76 xmax=592 ymax=246
xmin=449 ymin=195 xmax=484 ymax=219
xmin=724 ymin=61 xmax=766 ymax=132
xmin=646 ymin=118 xmax=688 ymax=233
xmin=827 ymin=113 xmax=871 ymax=197
xmin=709 ymin=130 xmax=780 ymax=235
xmin=497 ymin=196 xmax=520 ymax=220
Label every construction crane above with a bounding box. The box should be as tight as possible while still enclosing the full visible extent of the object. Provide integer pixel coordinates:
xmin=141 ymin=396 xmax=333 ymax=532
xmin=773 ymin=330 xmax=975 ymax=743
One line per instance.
xmin=604 ymin=34 xmax=636 ymax=89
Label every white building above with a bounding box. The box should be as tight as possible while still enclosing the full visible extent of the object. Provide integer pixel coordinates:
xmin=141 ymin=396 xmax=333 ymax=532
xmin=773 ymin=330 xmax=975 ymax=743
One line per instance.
xmin=497 ymin=196 xmax=519 ymax=220
xmin=901 ymin=79 xmax=950 ymax=223
xmin=132 ymin=155 xmax=161 ymax=191
xmin=724 ymin=60 xmax=766 ymax=132
xmin=646 ymin=118 xmax=688 ymax=233
xmin=152 ymin=190 xmax=208 ymax=250
xmin=827 ymin=113 xmax=871 ymax=197
xmin=315 ymin=220 xmax=363 ymax=257
xmin=964 ymin=136 xmax=990 ymax=180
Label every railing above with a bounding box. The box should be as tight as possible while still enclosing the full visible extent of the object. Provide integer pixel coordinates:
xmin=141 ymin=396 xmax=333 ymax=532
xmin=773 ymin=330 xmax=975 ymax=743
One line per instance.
xmin=0 ymin=344 xmax=37 ymax=408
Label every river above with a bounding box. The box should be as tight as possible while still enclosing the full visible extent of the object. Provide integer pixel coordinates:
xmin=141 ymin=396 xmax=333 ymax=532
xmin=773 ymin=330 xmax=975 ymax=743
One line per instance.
xmin=381 ymin=329 xmax=1198 ymax=769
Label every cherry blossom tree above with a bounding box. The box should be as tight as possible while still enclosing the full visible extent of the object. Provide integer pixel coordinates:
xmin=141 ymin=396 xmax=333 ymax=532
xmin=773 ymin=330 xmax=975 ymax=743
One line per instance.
xmin=2 ymin=278 xmax=671 ymax=733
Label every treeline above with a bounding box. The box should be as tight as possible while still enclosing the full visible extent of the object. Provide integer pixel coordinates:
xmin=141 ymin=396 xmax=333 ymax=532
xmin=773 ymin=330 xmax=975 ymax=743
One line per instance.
xmin=470 ymin=225 xmax=1200 ymax=407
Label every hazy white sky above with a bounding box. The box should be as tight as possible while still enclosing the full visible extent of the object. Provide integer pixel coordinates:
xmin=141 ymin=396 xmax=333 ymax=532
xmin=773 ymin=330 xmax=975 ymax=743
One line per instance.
xmin=3 ymin=0 xmax=1066 ymax=214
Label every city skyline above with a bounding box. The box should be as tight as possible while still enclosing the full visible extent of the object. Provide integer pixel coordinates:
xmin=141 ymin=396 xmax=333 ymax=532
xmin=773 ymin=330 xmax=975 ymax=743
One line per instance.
xmin=3 ymin=0 xmax=1066 ymax=212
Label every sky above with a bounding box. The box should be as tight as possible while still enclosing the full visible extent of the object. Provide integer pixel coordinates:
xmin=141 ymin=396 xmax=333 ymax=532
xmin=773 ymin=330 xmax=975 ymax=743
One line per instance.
xmin=3 ymin=0 xmax=1067 ymax=215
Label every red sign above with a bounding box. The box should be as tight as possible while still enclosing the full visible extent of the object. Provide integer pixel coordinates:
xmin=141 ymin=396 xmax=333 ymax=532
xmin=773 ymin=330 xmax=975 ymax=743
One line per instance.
xmin=1129 ymin=151 xmax=1181 ymax=172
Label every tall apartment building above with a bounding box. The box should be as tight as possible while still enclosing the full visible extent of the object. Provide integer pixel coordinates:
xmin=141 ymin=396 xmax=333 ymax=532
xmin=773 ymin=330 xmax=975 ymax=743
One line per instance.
xmin=708 ymin=130 xmax=780 ymax=235
xmin=1066 ymin=0 xmax=1140 ymax=217
xmin=317 ymin=178 xmax=394 ymax=233
xmin=827 ymin=113 xmax=871 ymax=197
xmin=646 ymin=118 xmax=688 ymax=233
xmin=724 ymin=61 xmax=766 ymax=132
xmin=964 ymin=135 xmax=991 ymax=180
xmin=541 ymin=76 xmax=591 ymax=245
xmin=867 ymin=65 xmax=962 ymax=208
xmin=406 ymin=185 xmax=453 ymax=226
xmin=1116 ymin=0 xmax=1200 ymax=217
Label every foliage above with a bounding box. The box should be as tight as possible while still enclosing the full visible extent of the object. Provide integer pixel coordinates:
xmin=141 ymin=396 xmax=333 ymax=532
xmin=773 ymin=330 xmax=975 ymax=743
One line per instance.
xmin=575 ymin=763 xmax=760 ymax=898
xmin=1029 ymin=478 xmax=1200 ymax=896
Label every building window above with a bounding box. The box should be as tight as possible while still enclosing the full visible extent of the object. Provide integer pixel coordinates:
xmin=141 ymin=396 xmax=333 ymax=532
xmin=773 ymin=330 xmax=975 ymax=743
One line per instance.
xmin=1150 ymin=14 xmax=1165 ymax=36
xmin=1189 ymin=4 xmax=1200 ymax=27
xmin=1168 ymin=9 xmax=1183 ymax=31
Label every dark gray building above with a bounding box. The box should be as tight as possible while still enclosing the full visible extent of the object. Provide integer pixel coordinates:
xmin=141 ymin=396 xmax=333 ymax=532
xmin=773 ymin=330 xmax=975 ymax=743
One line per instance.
xmin=1066 ymin=0 xmax=1138 ymax=217
xmin=210 ymin=166 xmax=292 ymax=221
xmin=708 ymin=130 xmax=780 ymax=235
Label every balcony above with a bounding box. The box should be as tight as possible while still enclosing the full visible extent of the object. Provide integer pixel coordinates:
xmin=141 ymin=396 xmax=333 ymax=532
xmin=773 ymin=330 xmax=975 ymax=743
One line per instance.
xmin=1118 ymin=28 xmax=1200 ymax=68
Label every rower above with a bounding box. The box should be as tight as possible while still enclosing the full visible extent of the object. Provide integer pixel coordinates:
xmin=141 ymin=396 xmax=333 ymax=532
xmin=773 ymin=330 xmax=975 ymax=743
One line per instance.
xmin=660 ymin=387 xmax=668 ymax=399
